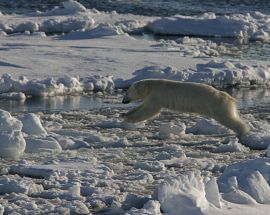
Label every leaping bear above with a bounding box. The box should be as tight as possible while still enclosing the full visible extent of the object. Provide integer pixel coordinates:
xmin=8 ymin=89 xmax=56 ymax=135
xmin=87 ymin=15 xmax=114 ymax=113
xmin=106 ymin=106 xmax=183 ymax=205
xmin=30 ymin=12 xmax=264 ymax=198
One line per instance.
xmin=122 ymin=79 xmax=249 ymax=136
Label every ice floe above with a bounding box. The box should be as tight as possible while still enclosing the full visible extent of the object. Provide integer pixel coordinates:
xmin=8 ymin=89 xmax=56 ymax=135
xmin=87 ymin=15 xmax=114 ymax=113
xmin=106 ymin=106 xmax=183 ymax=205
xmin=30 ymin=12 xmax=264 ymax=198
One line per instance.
xmin=115 ymin=60 xmax=270 ymax=88
xmin=189 ymin=118 xmax=230 ymax=135
xmin=147 ymin=12 xmax=270 ymax=41
xmin=0 ymin=174 xmax=43 ymax=195
xmin=0 ymin=74 xmax=115 ymax=97
xmin=0 ymin=109 xmax=25 ymax=159
xmin=19 ymin=113 xmax=47 ymax=136
xmin=62 ymin=23 xmax=125 ymax=40
xmin=241 ymin=114 xmax=270 ymax=149
xmin=159 ymin=122 xmax=186 ymax=139
xmin=214 ymin=138 xmax=250 ymax=153
xmin=218 ymin=158 xmax=270 ymax=204
xmin=154 ymin=171 xmax=217 ymax=215
xmin=0 ymin=0 xmax=95 ymax=35
xmin=24 ymin=137 xmax=62 ymax=154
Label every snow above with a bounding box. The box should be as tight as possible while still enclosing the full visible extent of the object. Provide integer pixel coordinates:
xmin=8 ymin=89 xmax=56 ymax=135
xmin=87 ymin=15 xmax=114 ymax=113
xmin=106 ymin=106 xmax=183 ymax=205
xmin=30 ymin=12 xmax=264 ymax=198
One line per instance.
xmin=154 ymin=171 xmax=211 ymax=215
xmin=0 ymin=0 xmax=270 ymax=214
xmin=115 ymin=60 xmax=270 ymax=89
xmin=0 ymin=109 xmax=25 ymax=159
xmin=0 ymin=175 xmax=43 ymax=195
xmin=0 ymin=73 xmax=115 ymax=96
xmin=0 ymin=92 xmax=26 ymax=101
xmin=134 ymin=161 xmax=166 ymax=172
xmin=24 ymin=137 xmax=62 ymax=153
xmin=218 ymin=158 xmax=270 ymax=204
xmin=214 ymin=138 xmax=249 ymax=153
xmin=19 ymin=113 xmax=47 ymax=135
xmin=240 ymin=114 xmax=270 ymax=149
xmin=0 ymin=0 xmax=95 ymax=35
xmin=189 ymin=118 xmax=230 ymax=135
xmin=159 ymin=122 xmax=186 ymax=139
xmin=147 ymin=12 xmax=270 ymax=41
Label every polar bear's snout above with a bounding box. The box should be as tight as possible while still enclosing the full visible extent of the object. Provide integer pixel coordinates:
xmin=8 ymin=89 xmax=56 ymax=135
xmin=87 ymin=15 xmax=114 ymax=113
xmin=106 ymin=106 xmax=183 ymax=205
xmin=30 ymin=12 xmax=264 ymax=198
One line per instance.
xmin=122 ymin=94 xmax=131 ymax=104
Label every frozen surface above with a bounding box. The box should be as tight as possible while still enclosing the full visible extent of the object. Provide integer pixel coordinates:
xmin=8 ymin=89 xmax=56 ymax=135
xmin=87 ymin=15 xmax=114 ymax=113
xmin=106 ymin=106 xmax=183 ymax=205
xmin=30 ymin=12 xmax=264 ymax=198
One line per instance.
xmin=154 ymin=171 xmax=210 ymax=215
xmin=0 ymin=109 xmax=25 ymax=159
xmin=115 ymin=60 xmax=270 ymax=89
xmin=19 ymin=113 xmax=47 ymax=135
xmin=147 ymin=12 xmax=270 ymax=41
xmin=218 ymin=158 xmax=270 ymax=204
xmin=0 ymin=97 xmax=268 ymax=214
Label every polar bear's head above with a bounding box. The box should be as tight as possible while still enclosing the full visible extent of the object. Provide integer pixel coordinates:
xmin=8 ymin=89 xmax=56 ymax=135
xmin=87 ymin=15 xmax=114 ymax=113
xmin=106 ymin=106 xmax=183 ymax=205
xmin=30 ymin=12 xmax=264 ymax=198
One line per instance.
xmin=122 ymin=80 xmax=151 ymax=104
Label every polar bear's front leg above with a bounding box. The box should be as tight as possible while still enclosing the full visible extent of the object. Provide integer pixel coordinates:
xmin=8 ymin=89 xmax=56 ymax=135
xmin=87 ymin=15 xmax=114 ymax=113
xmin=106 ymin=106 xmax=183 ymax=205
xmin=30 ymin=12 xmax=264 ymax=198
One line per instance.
xmin=122 ymin=103 xmax=161 ymax=123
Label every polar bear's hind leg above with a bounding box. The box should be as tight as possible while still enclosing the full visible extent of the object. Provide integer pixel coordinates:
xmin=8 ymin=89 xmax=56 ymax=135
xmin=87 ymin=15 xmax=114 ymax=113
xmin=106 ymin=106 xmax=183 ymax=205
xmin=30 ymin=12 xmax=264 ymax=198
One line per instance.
xmin=213 ymin=100 xmax=249 ymax=136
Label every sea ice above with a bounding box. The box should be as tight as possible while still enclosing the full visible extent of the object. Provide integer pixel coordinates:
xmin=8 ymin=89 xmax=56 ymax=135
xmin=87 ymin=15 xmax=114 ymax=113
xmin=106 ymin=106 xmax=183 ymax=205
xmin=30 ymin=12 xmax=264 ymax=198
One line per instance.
xmin=189 ymin=118 xmax=230 ymax=135
xmin=62 ymin=23 xmax=125 ymax=40
xmin=125 ymin=200 xmax=162 ymax=215
xmin=241 ymin=114 xmax=270 ymax=149
xmin=0 ymin=109 xmax=25 ymax=159
xmin=115 ymin=60 xmax=270 ymax=89
xmin=0 ymin=0 xmax=95 ymax=34
xmin=0 ymin=174 xmax=43 ymax=195
xmin=218 ymin=158 xmax=270 ymax=204
xmin=0 ymin=73 xmax=116 ymax=97
xmin=159 ymin=122 xmax=186 ymax=139
xmin=214 ymin=138 xmax=249 ymax=153
xmin=24 ymin=136 xmax=62 ymax=153
xmin=19 ymin=113 xmax=47 ymax=136
xmin=147 ymin=12 xmax=270 ymax=41
xmin=95 ymin=118 xmax=145 ymax=130
xmin=154 ymin=171 xmax=210 ymax=215
xmin=0 ymin=92 xmax=26 ymax=101
xmin=134 ymin=161 xmax=166 ymax=172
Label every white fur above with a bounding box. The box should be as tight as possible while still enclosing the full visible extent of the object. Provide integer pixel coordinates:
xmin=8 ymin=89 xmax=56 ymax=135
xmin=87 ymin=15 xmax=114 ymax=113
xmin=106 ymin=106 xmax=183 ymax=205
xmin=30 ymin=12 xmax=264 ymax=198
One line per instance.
xmin=122 ymin=79 xmax=249 ymax=136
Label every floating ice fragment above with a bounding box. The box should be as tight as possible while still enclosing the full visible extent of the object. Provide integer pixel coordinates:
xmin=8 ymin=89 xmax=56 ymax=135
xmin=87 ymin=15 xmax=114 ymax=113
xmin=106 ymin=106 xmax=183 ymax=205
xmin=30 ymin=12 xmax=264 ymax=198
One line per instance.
xmin=241 ymin=114 xmax=270 ymax=149
xmin=0 ymin=175 xmax=43 ymax=195
xmin=218 ymin=158 xmax=270 ymax=204
xmin=214 ymin=138 xmax=249 ymax=153
xmin=62 ymin=0 xmax=87 ymax=12
xmin=189 ymin=118 xmax=230 ymax=135
xmin=0 ymin=109 xmax=25 ymax=159
xmin=24 ymin=136 xmax=62 ymax=154
xmin=154 ymin=171 xmax=209 ymax=215
xmin=0 ymin=92 xmax=26 ymax=101
xmin=19 ymin=113 xmax=47 ymax=136
xmin=147 ymin=12 xmax=270 ymax=41
xmin=159 ymin=122 xmax=186 ymax=139
xmin=122 ymin=193 xmax=151 ymax=210
xmin=222 ymin=188 xmax=257 ymax=205
xmin=205 ymin=177 xmax=221 ymax=208
xmin=134 ymin=161 xmax=166 ymax=172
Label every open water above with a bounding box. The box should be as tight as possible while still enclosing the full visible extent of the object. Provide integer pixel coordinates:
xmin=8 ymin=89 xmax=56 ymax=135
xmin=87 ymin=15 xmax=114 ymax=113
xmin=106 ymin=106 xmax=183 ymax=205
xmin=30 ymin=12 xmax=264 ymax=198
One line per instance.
xmin=0 ymin=0 xmax=269 ymax=16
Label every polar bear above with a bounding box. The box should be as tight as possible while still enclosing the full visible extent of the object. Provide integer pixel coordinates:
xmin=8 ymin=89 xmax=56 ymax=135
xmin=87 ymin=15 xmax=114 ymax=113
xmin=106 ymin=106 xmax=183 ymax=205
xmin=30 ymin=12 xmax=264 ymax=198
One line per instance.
xmin=122 ymin=79 xmax=249 ymax=136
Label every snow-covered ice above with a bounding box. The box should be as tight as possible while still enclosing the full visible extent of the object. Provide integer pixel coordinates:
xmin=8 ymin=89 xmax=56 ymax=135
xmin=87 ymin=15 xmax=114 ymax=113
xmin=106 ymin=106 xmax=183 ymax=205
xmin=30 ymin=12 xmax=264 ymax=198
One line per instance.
xmin=147 ymin=12 xmax=270 ymax=41
xmin=0 ymin=109 xmax=25 ymax=159
xmin=154 ymin=171 xmax=211 ymax=215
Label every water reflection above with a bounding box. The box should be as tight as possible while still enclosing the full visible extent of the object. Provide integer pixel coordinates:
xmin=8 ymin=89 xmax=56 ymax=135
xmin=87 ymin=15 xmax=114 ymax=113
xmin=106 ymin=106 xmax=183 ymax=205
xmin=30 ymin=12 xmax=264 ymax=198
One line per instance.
xmin=228 ymin=88 xmax=270 ymax=109
xmin=0 ymin=89 xmax=269 ymax=113
xmin=0 ymin=96 xmax=110 ymax=113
